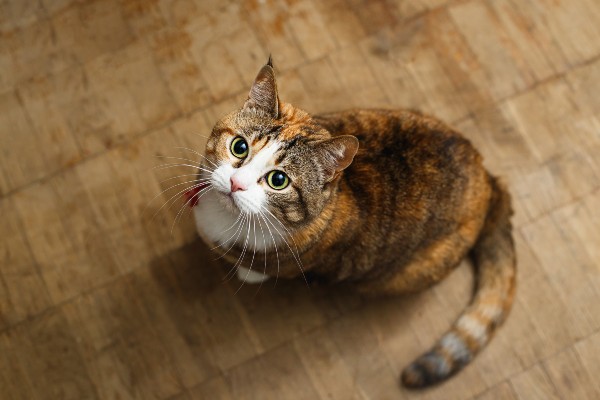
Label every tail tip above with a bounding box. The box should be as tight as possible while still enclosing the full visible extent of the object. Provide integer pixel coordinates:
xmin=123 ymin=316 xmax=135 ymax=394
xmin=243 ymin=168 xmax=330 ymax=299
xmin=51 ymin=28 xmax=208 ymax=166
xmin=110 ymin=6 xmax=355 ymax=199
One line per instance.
xmin=401 ymin=363 xmax=429 ymax=388
xmin=401 ymin=351 xmax=452 ymax=389
xmin=401 ymin=360 xmax=441 ymax=389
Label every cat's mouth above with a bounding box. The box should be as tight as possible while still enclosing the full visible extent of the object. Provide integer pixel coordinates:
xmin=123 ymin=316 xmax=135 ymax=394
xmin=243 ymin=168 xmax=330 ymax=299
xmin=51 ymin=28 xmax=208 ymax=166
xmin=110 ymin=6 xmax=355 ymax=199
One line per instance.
xmin=215 ymin=190 xmax=240 ymax=212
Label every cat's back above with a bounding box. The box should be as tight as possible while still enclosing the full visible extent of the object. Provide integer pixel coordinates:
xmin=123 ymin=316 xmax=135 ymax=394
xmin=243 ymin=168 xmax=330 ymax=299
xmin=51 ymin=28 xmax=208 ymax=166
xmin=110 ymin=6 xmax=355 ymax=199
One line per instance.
xmin=314 ymin=109 xmax=483 ymax=189
xmin=312 ymin=109 xmax=490 ymax=276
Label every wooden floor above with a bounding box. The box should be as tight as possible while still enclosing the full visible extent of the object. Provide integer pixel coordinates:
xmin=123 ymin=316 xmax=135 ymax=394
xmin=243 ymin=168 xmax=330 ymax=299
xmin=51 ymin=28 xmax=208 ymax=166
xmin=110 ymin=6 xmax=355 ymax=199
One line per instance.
xmin=1 ymin=0 xmax=600 ymax=399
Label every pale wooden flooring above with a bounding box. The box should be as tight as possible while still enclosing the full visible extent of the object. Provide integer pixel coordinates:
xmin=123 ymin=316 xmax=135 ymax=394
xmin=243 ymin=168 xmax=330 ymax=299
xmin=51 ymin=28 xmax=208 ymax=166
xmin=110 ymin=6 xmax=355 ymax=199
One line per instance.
xmin=1 ymin=0 xmax=600 ymax=399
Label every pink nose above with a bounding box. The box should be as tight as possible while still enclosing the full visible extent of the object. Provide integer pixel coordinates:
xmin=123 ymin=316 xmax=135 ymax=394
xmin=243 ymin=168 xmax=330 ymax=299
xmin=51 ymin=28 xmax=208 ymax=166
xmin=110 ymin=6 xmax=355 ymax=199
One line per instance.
xmin=230 ymin=177 xmax=247 ymax=192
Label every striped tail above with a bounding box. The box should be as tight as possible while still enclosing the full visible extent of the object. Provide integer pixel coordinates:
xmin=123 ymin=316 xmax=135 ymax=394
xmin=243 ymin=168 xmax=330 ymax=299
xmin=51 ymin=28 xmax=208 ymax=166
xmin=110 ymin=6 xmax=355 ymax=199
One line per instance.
xmin=402 ymin=177 xmax=517 ymax=388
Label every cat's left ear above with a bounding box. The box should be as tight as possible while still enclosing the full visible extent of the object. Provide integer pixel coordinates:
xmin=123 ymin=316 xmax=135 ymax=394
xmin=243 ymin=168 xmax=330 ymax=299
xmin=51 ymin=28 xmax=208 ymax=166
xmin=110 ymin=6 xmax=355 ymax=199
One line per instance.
xmin=243 ymin=56 xmax=280 ymax=118
xmin=316 ymin=135 xmax=359 ymax=182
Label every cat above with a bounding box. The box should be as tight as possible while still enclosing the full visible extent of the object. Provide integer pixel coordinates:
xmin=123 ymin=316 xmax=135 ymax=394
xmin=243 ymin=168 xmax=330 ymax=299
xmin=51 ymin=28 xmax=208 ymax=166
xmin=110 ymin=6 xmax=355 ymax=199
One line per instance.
xmin=189 ymin=58 xmax=516 ymax=388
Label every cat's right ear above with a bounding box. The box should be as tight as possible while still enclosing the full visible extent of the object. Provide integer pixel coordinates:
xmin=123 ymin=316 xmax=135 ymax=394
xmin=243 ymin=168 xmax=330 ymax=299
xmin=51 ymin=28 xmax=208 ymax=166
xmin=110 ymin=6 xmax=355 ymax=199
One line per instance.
xmin=316 ymin=135 xmax=359 ymax=182
xmin=242 ymin=57 xmax=280 ymax=118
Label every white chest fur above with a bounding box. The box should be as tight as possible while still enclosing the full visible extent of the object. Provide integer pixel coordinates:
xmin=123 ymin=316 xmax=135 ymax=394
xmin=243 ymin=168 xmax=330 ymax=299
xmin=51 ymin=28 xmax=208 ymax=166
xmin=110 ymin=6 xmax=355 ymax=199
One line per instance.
xmin=193 ymin=191 xmax=274 ymax=283
xmin=193 ymin=190 xmax=283 ymax=255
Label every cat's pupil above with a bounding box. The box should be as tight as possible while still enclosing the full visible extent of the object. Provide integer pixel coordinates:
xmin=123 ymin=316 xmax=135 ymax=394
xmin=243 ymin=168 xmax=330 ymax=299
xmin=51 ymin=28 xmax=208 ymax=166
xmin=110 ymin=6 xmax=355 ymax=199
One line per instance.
xmin=233 ymin=139 xmax=247 ymax=155
xmin=271 ymin=172 xmax=286 ymax=186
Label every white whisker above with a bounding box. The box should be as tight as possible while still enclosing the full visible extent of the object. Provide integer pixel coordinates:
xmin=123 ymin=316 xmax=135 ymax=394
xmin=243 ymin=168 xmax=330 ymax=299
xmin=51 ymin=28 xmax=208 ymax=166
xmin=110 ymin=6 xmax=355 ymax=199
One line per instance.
xmin=193 ymin=133 xmax=211 ymax=140
xmin=170 ymin=186 xmax=212 ymax=235
xmin=156 ymin=155 xmax=214 ymax=172
xmin=216 ymin=212 xmax=248 ymax=262
xmin=257 ymin=209 xmax=280 ymax=286
xmin=253 ymin=216 xmax=268 ymax=295
xmin=260 ymin=207 xmax=308 ymax=286
xmin=225 ymin=213 xmax=252 ymax=282
xmin=143 ymin=178 xmax=208 ymax=217
xmin=210 ymin=212 xmax=244 ymax=251
xmin=159 ymin=174 xmax=209 ymax=185
xmin=153 ymin=163 xmax=214 ymax=174
xmin=235 ymin=215 xmax=258 ymax=295
xmin=152 ymin=181 xmax=211 ymax=221
xmin=175 ymin=147 xmax=218 ymax=169
xmin=262 ymin=208 xmax=306 ymax=269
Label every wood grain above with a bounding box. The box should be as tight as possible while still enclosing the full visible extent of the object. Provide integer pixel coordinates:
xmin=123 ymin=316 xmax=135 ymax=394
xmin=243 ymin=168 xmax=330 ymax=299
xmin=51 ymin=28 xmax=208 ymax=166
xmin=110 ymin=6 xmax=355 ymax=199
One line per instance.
xmin=1 ymin=0 xmax=599 ymax=398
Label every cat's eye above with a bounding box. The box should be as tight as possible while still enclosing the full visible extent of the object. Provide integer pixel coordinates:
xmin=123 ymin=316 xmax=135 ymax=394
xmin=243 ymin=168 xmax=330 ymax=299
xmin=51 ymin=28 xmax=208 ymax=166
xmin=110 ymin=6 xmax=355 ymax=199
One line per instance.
xmin=266 ymin=170 xmax=289 ymax=190
xmin=230 ymin=137 xmax=249 ymax=158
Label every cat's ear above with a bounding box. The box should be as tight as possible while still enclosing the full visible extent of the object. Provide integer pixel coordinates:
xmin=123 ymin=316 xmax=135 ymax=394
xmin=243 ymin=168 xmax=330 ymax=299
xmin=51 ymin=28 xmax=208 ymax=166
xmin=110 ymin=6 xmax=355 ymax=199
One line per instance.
xmin=243 ymin=56 xmax=280 ymax=118
xmin=316 ymin=135 xmax=359 ymax=181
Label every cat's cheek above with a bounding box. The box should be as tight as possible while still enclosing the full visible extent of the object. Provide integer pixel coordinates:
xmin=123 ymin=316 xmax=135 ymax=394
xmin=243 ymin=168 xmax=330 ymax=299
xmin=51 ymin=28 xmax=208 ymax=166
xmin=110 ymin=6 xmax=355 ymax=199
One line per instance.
xmin=205 ymin=138 xmax=216 ymax=153
xmin=285 ymin=210 xmax=303 ymax=223
xmin=212 ymin=163 xmax=236 ymax=193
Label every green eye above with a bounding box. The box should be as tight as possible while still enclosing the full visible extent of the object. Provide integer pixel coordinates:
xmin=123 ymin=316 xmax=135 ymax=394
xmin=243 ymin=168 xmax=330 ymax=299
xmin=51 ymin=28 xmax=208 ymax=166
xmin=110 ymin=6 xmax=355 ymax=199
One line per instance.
xmin=266 ymin=170 xmax=289 ymax=190
xmin=230 ymin=137 xmax=249 ymax=158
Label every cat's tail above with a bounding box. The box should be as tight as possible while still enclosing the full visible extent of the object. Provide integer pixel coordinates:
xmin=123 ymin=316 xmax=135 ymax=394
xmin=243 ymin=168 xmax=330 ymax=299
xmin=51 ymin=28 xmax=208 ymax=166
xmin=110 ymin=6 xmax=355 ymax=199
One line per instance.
xmin=401 ymin=177 xmax=517 ymax=388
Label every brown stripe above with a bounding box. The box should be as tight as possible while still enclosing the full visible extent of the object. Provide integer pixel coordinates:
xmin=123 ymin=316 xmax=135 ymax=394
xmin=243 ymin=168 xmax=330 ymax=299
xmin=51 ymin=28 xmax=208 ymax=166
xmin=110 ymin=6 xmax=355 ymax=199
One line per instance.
xmin=451 ymin=326 xmax=481 ymax=354
xmin=293 ymin=184 xmax=309 ymax=220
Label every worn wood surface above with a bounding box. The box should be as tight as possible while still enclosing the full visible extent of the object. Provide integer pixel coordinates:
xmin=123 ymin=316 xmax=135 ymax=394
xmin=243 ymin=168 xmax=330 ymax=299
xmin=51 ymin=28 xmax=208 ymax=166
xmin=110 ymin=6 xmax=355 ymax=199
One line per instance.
xmin=1 ymin=0 xmax=599 ymax=399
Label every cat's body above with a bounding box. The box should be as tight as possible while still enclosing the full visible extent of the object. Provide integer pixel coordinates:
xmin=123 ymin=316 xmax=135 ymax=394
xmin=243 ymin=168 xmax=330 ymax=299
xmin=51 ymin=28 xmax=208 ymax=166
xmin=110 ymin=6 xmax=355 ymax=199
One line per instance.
xmin=192 ymin=60 xmax=516 ymax=388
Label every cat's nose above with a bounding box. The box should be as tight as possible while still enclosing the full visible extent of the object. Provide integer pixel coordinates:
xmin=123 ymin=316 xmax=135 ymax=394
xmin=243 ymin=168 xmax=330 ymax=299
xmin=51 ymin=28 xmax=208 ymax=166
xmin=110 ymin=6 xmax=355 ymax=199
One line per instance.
xmin=230 ymin=177 xmax=247 ymax=192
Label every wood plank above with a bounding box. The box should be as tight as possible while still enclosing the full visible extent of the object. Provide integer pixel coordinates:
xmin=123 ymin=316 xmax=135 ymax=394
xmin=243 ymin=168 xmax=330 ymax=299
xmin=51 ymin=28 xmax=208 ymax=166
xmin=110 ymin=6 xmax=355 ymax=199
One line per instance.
xmin=83 ymin=40 xmax=179 ymax=153
xmin=0 ymin=309 xmax=98 ymax=400
xmin=326 ymin=310 xmax=408 ymax=400
xmin=0 ymin=91 xmax=49 ymax=193
xmin=189 ymin=375 xmax=234 ymax=400
xmin=14 ymin=173 xmax=122 ymax=304
xmin=543 ymin=346 xmax=600 ymax=400
xmin=574 ymin=331 xmax=600 ymax=396
xmin=51 ymin=0 xmax=133 ymax=64
xmin=329 ymin=44 xmax=390 ymax=109
xmin=149 ymin=27 xmax=212 ymax=114
xmin=294 ymin=327 xmax=367 ymax=400
xmin=242 ymin=0 xmax=306 ymax=71
xmin=313 ymin=0 xmax=366 ymax=48
xmin=62 ymin=276 xmax=182 ymax=399
xmin=234 ymin=277 xmax=329 ymax=351
xmin=225 ymin=344 xmax=321 ymax=400
xmin=286 ymin=0 xmax=336 ymax=61
xmin=476 ymin=382 xmax=518 ymax=400
xmin=0 ymin=197 xmax=51 ymax=328
xmin=448 ymin=1 xmax=530 ymax=100
xmin=297 ymin=57 xmax=347 ymax=113
xmin=522 ymin=211 xmax=600 ymax=337
xmin=510 ymin=364 xmax=561 ymax=400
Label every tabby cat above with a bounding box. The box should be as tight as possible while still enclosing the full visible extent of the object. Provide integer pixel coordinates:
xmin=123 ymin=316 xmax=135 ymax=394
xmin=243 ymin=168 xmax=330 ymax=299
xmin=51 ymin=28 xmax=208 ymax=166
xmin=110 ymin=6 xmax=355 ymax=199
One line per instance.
xmin=189 ymin=58 xmax=516 ymax=388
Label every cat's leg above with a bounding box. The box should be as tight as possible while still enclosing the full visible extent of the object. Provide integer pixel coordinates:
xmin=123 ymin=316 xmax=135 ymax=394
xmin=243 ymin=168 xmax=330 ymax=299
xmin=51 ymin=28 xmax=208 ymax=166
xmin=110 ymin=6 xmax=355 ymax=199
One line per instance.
xmin=236 ymin=266 xmax=270 ymax=283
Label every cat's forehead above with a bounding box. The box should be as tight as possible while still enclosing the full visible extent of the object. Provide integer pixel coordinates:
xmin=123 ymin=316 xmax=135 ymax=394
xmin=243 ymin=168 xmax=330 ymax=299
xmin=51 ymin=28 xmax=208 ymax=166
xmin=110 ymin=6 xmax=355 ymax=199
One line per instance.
xmin=225 ymin=105 xmax=327 ymax=141
xmin=210 ymin=108 xmax=330 ymax=167
xmin=248 ymin=137 xmax=282 ymax=165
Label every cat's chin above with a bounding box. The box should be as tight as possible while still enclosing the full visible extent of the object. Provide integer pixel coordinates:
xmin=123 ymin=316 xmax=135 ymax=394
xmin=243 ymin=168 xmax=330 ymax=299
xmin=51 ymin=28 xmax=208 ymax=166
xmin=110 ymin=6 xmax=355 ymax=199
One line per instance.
xmin=215 ymin=191 xmax=239 ymax=213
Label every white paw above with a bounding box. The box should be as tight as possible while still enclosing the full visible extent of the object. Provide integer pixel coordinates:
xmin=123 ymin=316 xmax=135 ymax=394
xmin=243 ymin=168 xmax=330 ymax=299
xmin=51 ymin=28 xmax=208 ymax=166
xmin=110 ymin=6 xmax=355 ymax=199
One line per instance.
xmin=237 ymin=267 xmax=269 ymax=284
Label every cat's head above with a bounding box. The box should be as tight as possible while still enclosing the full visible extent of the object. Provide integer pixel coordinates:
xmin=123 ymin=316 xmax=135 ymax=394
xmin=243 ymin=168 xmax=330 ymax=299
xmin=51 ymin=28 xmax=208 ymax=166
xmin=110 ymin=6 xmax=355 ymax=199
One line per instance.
xmin=203 ymin=58 xmax=358 ymax=229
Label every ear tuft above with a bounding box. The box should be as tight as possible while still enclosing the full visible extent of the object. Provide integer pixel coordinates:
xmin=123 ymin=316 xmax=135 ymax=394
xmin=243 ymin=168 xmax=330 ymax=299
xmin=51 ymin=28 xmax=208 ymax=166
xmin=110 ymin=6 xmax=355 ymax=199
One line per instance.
xmin=316 ymin=135 xmax=359 ymax=181
xmin=243 ymin=58 xmax=279 ymax=118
